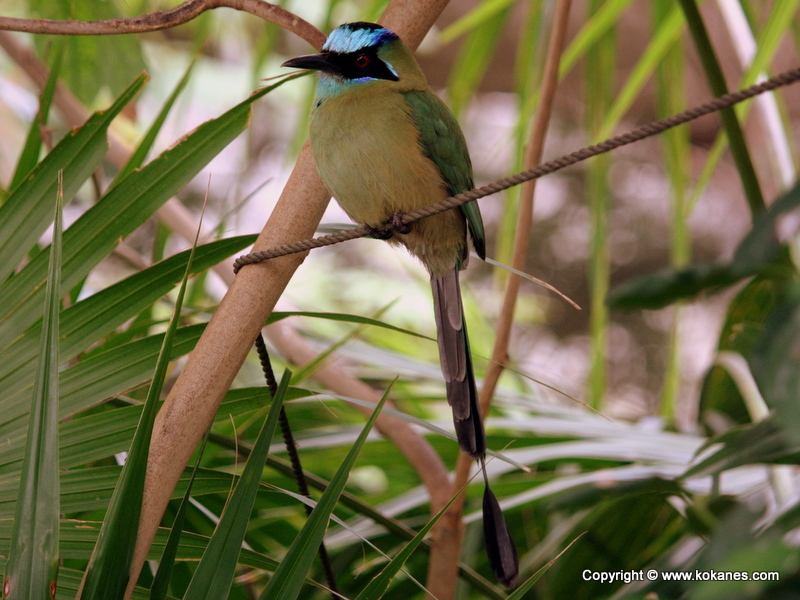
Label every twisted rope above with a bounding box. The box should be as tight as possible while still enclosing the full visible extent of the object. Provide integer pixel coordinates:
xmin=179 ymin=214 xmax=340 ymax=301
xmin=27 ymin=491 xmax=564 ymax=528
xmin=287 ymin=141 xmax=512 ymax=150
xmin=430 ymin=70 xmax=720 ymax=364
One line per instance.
xmin=233 ymin=66 xmax=800 ymax=274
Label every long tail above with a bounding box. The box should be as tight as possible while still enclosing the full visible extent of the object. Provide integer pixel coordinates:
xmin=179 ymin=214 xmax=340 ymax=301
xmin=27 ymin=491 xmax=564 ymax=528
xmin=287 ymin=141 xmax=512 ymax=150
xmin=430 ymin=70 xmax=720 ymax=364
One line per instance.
xmin=431 ymin=268 xmax=486 ymax=458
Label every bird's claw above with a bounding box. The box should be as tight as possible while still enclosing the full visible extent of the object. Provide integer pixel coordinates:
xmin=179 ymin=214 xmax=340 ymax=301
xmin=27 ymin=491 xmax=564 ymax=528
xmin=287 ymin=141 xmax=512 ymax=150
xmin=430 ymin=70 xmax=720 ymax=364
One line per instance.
xmin=365 ymin=212 xmax=412 ymax=239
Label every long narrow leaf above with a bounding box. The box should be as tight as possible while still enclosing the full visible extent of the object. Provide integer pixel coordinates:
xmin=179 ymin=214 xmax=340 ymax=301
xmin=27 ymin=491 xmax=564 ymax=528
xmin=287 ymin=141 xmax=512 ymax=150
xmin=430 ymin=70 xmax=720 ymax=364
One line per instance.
xmin=267 ymin=311 xmax=429 ymax=339
xmin=354 ymin=469 xmax=477 ymax=600
xmin=79 ymin=210 xmax=202 ymax=598
xmin=504 ymin=535 xmax=584 ymax=600
xmin=0 ymin=75 xmax=299 ymax=349
xmin=0 ymin=236 xmax=254 ymax=436
xmin=0 ymin=325 xmax=206 ymax=477
xmin=677 ymin=0 xmax=765 ymax=216
xmin=9 ymin=39 xmax=64 ymax=193
xmin=257 ymin=385 xmax=391 ymax=600
xmin=182 ymin=372 xmax=289 ymax=599
xmin=3 ymin=188 xmax=63 ymax=599
xmin=0 ymin=518 xmax=281 ymax=574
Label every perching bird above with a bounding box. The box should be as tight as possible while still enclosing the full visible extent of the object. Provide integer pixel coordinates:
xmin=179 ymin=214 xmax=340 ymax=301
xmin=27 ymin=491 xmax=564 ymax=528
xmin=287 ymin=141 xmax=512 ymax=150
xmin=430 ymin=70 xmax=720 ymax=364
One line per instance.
xmin=283 ymin=22 xmax=487 ymax=458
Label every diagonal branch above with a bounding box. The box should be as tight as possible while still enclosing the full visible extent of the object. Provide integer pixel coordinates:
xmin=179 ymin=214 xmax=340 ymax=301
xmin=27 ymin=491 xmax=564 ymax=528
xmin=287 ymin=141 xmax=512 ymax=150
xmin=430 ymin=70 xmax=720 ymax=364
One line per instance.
xmin=119 ymin=2 xmax=456 ymax=599
xmin=0 ymin=6 xmax=453 ymax=598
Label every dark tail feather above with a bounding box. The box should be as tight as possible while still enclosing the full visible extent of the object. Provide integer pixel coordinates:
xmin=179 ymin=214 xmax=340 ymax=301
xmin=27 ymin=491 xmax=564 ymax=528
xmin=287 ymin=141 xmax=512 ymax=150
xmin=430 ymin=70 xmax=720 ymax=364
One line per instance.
xmin=482 ymin=473 xmax=519 ymax=587
xmin=431 ymin=269 xmax=486 ymax=458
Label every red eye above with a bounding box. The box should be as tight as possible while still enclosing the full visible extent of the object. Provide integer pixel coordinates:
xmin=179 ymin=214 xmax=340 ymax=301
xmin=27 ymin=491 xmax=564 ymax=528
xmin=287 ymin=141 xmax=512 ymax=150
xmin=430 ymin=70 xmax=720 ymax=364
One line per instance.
xmin=355 ymin=54 xmax=370 ymax=68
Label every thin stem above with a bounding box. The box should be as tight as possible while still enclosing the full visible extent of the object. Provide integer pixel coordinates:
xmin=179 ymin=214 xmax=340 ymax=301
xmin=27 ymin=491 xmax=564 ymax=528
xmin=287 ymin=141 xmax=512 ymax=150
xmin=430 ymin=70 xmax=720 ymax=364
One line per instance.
xmin=677 ymin=0 xmax=765 ymax=216
xmin=0 ymin=0 xmax=326 ymax=50
xmin=254 ymin=333 xmax=339 ymax=598
xmin=435 ymin=0 xmax=573 ymax=593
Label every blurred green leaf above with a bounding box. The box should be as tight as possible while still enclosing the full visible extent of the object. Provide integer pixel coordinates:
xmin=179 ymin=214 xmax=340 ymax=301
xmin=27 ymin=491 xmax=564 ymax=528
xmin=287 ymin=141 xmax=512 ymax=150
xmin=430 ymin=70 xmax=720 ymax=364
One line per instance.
xmin=609 ymin=180 xmax=800 ymax=309
xmin=439 ymin=0 xmax=517 ymax=42
xmin=682 ymin=419 xmax=800 ymax=479
xmin=585 ymin=0 xmax=616 ymax=408
xmin=30 ymin=0 xmax=146 ymax=105
xmin=446 ymin=6 xmax=512 ymax=117
xmin=597 ymin=1 xmax=685 ymax=141
xmin=559 ymin=0 xmax=637 ymax=77
xmin=677 ymin=0 xmax=764 ymax=216
xmin=699 ymin=277 xmax=782 ymax=425
xmin=687 ymin=505 xmax=799 ymax=600
xmin=608 ymin=262 xmax=736 ymax=310
xmin=506 ymin=535 xmax=583 ymax=600
xmin=687 ymin=0 xmax=798 ymax=216
xmin=751 ymin=282 xmax=800 ymax=446
xmin=546 ymin=493 xmax=681 ymax=599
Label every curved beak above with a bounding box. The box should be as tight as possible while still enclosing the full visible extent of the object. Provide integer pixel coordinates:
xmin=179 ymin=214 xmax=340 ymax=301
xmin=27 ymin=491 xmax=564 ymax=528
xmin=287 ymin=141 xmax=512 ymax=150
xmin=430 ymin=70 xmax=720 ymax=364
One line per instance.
xmin=281 ymin=53 xmax=339 ymax=75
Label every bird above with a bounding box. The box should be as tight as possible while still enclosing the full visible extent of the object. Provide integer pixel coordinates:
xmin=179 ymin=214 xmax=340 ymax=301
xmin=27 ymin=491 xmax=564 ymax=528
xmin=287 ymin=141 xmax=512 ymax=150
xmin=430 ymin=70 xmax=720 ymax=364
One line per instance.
xmin=283 ymin=22 xmax=487 ymax=458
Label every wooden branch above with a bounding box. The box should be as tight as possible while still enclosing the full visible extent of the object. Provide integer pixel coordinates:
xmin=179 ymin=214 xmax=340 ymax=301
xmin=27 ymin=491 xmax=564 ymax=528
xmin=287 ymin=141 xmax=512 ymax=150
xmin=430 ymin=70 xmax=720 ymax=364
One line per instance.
xmin=118 ymin=2 xmax=457 ymax=598
xmin=0 ymin=10 xmax=451 ymax=597
xmin=0 ymin=0 xmax=326 ymax=50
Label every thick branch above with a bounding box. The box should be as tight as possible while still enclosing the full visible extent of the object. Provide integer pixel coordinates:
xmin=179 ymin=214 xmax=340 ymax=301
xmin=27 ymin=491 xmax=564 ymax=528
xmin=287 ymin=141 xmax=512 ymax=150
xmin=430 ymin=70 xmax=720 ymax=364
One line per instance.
xmin=0 ymin=0 xmax=326 ymax=50
xmin=113 ymin=1 xmax=456 ymax=598
xmin=0 ymin=9 xmax=449 ymax=598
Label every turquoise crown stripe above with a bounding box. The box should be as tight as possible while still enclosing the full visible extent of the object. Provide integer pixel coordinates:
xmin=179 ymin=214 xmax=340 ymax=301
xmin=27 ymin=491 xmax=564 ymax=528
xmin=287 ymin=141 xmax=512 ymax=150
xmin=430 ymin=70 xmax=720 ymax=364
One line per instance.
xmin=323 ymin=23 xmax=397 ymax=54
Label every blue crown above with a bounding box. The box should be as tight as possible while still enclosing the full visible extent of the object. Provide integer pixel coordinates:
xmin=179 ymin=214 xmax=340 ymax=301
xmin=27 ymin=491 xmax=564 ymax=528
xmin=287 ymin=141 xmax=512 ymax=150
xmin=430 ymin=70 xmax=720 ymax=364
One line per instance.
xmin=323 ymin=22 xmax=399 ymax=54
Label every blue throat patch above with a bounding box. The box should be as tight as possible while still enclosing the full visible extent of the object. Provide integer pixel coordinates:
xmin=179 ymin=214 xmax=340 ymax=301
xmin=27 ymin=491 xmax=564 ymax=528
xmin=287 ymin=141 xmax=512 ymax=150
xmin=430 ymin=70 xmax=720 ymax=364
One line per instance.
xmin=315 ymin=73 xmax=352 ymax=101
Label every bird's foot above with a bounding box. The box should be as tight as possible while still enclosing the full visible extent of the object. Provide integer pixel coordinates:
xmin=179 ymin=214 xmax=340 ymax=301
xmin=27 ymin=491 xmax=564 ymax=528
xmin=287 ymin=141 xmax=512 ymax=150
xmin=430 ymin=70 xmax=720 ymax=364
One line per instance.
xmin=387 ymin=212 xmax=412 ymax=235
xmin=365 ymin=212 xmax=412 ymax=239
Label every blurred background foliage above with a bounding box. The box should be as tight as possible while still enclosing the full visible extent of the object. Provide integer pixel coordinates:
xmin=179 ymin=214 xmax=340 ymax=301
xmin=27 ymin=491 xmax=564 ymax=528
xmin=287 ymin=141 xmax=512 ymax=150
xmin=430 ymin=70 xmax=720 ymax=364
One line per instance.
xmin=1 ymin=0 xmax=800 ymax=598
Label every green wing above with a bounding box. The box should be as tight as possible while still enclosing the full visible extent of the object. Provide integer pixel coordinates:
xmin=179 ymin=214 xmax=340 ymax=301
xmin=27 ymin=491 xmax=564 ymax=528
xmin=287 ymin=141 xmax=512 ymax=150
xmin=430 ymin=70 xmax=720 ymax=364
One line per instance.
xmin=403 ymin=89 xmax=485 ymax=260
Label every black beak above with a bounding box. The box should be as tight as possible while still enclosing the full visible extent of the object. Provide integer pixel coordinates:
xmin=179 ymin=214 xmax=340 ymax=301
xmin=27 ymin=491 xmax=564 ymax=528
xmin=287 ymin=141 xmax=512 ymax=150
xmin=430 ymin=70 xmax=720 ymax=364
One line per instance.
xmin=281 ymin=53 xmax=339 ymax=75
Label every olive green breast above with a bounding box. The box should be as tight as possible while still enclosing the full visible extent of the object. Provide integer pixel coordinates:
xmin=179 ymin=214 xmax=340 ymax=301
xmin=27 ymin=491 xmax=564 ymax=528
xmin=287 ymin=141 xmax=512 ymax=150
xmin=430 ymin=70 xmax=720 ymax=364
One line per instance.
xmin=309 ymin=83 xmax=467 ymax=275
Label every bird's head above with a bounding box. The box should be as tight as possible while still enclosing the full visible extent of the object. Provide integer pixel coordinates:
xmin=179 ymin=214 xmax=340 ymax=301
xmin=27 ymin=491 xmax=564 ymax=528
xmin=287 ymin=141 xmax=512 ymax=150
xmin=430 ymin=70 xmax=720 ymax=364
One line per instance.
xmin=282 ymin=22 xmax=423 ymax=98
